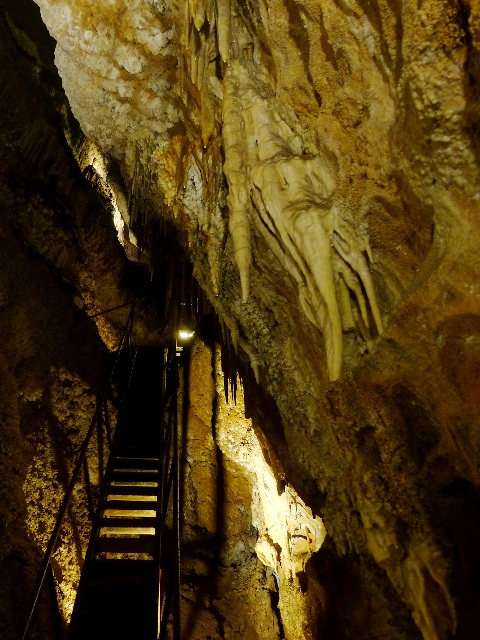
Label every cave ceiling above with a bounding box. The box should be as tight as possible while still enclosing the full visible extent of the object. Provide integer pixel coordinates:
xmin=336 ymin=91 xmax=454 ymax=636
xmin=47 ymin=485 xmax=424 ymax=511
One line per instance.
xmin=2 ymin=0 xmax=480 ymax=638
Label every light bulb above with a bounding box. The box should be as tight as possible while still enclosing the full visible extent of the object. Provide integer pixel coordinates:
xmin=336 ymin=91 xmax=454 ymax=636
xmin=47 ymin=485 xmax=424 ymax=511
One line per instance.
xmin=178 ymin=329 xmax=194 ymax=340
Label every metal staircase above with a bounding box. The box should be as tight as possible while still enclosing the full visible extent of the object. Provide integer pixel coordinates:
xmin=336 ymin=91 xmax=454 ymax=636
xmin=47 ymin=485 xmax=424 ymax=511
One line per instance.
xmin=68 ymin=346 xmax=179 ymax=640
xmin=68 ymin=453 xmax=161 ymax=638
xmin=19 ymin=305 xmax=183 ymax=640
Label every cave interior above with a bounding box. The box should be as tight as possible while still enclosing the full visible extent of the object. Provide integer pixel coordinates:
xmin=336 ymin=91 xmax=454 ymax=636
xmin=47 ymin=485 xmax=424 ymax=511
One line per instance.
xmin=1 ymin=0 xmax=480 ymax=639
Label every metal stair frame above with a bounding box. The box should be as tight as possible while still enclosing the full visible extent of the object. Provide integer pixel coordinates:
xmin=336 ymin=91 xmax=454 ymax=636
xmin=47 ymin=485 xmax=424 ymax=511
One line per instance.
xmin=67 ymin=342 xmax=181 ymax=640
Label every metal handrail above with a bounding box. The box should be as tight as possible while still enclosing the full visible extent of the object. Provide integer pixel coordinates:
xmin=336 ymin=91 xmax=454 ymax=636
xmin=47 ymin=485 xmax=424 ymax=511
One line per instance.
xmin=18 ymin=306 xmax=135 ymax=640
xmin=172 ymin=347 xmax=181 ymax=640
xmin=157 ymin=342 xmax=181 ymax=640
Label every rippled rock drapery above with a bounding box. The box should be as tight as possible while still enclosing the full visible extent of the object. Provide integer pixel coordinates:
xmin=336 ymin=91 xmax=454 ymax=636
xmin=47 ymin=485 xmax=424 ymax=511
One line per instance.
xmin=19 ymin=0 xmax=480 ymax=638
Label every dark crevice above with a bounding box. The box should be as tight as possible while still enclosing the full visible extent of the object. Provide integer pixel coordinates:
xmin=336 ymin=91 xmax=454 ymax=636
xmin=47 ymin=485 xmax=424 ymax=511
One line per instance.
xmin=317 ymin=7 xmax=338 ymax=72
xmin=268 ymin=578 xmax=285 ymax=639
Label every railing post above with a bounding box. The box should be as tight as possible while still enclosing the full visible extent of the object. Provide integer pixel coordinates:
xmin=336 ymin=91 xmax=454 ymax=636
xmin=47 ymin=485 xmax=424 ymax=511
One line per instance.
xmin=82 ymin=458 xmax=95 ymax=522
xmin=156 ymin=342 xmax=182 ymax=640
xmin=96 ymin=408 xmax=104 ymax=488
xmin=172 ymin=350 xmax=181 ymax=640
xmin=103 ymin=397 xmax=112 ymax=449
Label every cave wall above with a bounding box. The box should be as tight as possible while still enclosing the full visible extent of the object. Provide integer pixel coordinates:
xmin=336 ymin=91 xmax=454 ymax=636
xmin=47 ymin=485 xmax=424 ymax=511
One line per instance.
xmin=0 ymin=158 xmax=109 ymax=638
xmin=178 ymin=341 xmax=283 ymax=639
xmin=1 ymin=0 xmax=480 ymax=639
xmin=0 ymin=9 xmax=144 ymax=635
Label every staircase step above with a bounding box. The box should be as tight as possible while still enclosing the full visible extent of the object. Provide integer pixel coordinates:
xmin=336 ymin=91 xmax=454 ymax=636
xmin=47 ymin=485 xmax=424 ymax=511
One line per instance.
xmin=100 ymin=516 xmax=157 ymax=528
xmin=104 ymin=498 xmax=157 ymax=510
xmin=96 ymin=535 xmax=156 ymax=555
xmin=113 ymin=456 xmax=160 ymax=469
xmin=107 ymin=483 xmax=158 ymax=497
xmin=107 ymin=496 xmax=158 ymax=510
xmin=103 ymin=509 xmax=157 ymax=521
xmin=112 ymin=466 xmax=159 ymax=474
xmin=109 ymin=479 xmax=158 ymax=490
xmin=101 ymin=526 xmax=156 ymax=536
xmin=111 ymin=470 xmax=159 ymax=482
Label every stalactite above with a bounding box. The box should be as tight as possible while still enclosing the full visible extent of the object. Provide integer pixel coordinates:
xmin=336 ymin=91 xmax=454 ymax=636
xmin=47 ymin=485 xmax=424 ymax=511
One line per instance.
xmin=222 ymin=63 xmax=251 ymax=302
xmin=219 ymin=57 xmax=383 ymax=379
xmin=200 ymin=83 xmax=216 ymax=148
xmin=336 ymin=273 xmax=356 ymax=331
xmin=335 ymin=256 xmax=370 ymax=330
xmin=217 ymin=311 xmax=262 ymax=397
xmin=189 ymin=29 xmax=198 ymax=86
xmin=126 ymin=138 xmax=158 ymax=248
xmin=169 ymin=0 xmax=227 ymax=300
xmin=219 ymin=317 xmax=238 ymax=403
xmin=205 ymin=0 xmax=215 ymax=28
xmin=216 ymin=0 xmax=231 ymax=63
xmin=40 ymin=0 xmax=383 ymax=379
xmin=191 ymin=0 xmax=206 ymax=31
xmin=332 ymin=220 xmax=383 ymax=335
xmin=238 ymin=337 xmax=260 ymax=384
xmin=180 ymin=0 xmax=191 ymax=49
xmin=196 ymin=30 xmax=207 ymax=90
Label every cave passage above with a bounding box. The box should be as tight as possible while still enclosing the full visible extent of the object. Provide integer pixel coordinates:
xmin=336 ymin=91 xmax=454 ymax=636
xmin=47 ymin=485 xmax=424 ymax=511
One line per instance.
xmin=68 ymin=345 xmax=184 ymax=640
xmin=19 ymin=338 xmax=190 ymax=640
xmin=67 ymin=346 xmax=171 ymax=639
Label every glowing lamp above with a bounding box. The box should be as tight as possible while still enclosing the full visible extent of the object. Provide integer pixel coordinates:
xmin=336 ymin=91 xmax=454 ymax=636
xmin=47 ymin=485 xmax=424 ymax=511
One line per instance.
xmin=178 ymin=329 xmax=195 ymax=340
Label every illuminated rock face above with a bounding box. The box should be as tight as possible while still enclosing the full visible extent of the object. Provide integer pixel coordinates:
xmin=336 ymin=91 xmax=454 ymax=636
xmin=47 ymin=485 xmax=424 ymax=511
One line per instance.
xmin=33 ymin=0 xmax=388 ymax=380
xmin=26 ymin=1 xmax=480 ymax=639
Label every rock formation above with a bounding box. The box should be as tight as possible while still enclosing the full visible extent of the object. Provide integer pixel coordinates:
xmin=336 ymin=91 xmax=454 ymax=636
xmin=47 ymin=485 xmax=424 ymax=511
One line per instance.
xmin=1 ymin=0 xmax=480 ymax=638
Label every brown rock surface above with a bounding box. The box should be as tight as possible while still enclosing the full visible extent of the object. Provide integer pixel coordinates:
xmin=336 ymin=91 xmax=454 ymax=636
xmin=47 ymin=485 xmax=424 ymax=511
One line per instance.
xmin=1 ymin=0 xmax=480 ymax=638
